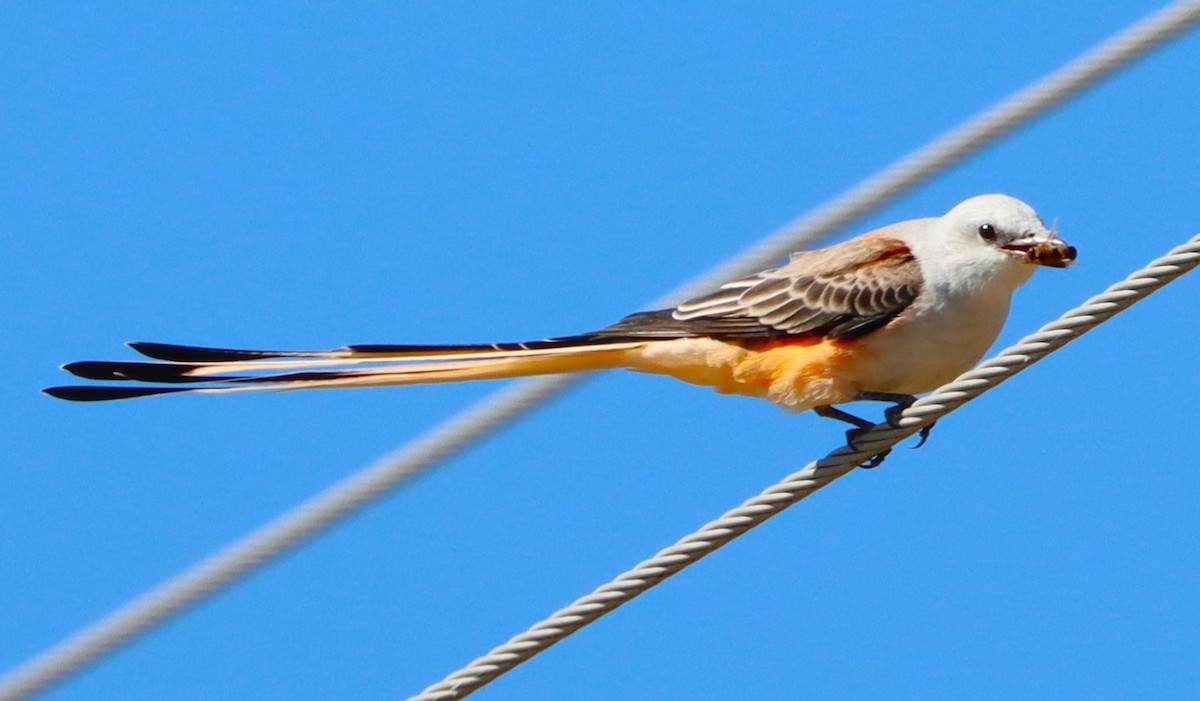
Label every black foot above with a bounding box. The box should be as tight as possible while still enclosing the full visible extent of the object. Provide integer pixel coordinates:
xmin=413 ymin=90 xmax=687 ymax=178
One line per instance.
xmin=845 ymin=426 xmax=891 ymax=469
xmin=913 ymin=423 xmax=935 ymax=448
xmin=814 ymin=402 xmax=913 ymax=469
xmin=863 ymin=392 xmax=934 ymax=449
xmin=861 ymin=449 xmax=891 ymax=469
xmin=881 ymin=401 xmax=915 ymax=427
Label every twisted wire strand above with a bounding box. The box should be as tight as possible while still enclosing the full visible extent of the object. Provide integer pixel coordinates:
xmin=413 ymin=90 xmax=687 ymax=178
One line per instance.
xmin=3 ymin=2 xmax=1199 ymax=700
xmin=412 ymin=234 xmax=1200 ymax=700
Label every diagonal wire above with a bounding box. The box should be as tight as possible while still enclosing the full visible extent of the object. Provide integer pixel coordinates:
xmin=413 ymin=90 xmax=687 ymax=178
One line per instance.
xmin=3 ymin=2 xmax=1199 ymax=700
xmin=412 ymin=233 xmax=1200 ymax=700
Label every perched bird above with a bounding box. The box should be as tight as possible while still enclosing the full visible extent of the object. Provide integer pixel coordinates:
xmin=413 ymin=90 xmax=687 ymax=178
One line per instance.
xmin=45 ymin=194 xmax=1074 ymax=453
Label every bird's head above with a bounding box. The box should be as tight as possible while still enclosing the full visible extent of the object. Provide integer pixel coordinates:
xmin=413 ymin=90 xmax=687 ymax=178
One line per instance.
xmin=941 ymin=194 xmax=1077 ymax=270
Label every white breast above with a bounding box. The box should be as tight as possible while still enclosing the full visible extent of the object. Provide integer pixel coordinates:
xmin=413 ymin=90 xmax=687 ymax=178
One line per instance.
xmin=851 ymin=286 xmax=1014 ymax=394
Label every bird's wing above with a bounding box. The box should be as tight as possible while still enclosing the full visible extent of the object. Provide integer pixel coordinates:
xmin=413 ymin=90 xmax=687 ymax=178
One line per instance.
xmin=601 ymin=233 xmax=924 ymax=341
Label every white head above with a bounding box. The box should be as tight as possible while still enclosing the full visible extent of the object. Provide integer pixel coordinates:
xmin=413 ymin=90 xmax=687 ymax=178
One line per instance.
xmin=905 ymin=194 xmax=1076 ymax=292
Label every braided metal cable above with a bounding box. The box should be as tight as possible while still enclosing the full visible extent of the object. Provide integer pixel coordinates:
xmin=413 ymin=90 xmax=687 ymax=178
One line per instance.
xmin=3 ymin=3 xmax=1199 ymax=700
xmin=412 ymin=234 xmax=1200 ymax=700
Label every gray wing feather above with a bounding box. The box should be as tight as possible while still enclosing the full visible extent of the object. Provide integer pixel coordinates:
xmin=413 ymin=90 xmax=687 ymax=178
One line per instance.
xmin=669 ymin=235 xmax=923 ymax=340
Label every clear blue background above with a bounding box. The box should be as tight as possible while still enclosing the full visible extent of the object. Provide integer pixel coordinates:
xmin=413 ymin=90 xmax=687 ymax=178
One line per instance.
xmin=3 ymin=3 xmax=1199 ymax=699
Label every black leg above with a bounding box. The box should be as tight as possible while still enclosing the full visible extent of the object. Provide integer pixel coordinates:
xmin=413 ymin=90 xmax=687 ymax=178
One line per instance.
xmin=854 ymin=391 xmax=935 ymax=448
xmin=855 ymin=391 xmax=917 ymax=419
xmin=813 ymin=405 xmax=891 ymax=469
xmin=812 ymin=404 xmax=873 ymax=430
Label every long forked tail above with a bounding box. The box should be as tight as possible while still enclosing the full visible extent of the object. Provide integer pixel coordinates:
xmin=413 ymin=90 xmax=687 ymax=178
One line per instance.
xmin=43 ymin=337 xmax=648 ymax=401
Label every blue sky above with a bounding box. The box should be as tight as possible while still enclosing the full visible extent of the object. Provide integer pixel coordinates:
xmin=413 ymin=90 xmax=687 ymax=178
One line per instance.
xmin=4 ymin=3 xmax=1200 ymax=699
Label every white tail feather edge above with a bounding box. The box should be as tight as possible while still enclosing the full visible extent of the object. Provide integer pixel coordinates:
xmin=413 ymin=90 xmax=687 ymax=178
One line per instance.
xmin=183 ymin=341 xmax=647 ymax=377
xmin=183 ymin=342 xmax=647 ymax=391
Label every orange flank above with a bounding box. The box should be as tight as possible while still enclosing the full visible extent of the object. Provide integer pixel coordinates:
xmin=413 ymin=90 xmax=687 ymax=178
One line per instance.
xmin=624 ymin=336 xmax=863 ymax=412
xmin=729 ymin=337 xmax=861 ymax=410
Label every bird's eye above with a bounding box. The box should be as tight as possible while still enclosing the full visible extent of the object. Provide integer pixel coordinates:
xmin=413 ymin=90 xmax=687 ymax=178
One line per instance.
xmin=978 ymin=224 xmax=997 ymax=241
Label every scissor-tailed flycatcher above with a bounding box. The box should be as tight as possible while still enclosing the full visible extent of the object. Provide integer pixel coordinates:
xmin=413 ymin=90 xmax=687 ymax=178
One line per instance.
xmin=46 ymin=194 xmax=1074 ymax=450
